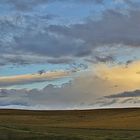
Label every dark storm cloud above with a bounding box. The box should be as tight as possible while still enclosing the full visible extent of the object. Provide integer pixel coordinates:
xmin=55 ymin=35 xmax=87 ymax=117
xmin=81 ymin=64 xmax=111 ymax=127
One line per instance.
xmin=106 ymin=90 xmax=140 ymax=98
xmin=0 ymin=89 xmax=29 ymax=107
xmin=95 ymin=56 xmax=115 ymax=63
xmin=14 ymin=31 xmax=87 ymax=58
xmin=49 ymin=9 xmax=140 ymax=48
xmin=125 ymin=60 xmax=134 ymax=67
xmin=13 ymin=8 xmax=140 ymax=62
xmin=0 ymin=0 xmax=140 ymax=66
xmin=47 ymin=58 xmax=73 ymax=64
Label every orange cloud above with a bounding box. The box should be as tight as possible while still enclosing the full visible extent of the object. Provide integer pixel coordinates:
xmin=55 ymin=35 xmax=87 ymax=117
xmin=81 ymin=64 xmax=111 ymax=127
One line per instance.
xmin=94 ymin=60 xmax=140 ymax=94
xmin=0 ymin=71 xmax=71 ymax=87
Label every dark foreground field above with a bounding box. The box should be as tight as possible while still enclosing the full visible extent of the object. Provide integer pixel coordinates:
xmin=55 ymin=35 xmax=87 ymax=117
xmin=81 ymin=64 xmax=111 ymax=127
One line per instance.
xmin=0 ymin=108 xmax=140 ymax=140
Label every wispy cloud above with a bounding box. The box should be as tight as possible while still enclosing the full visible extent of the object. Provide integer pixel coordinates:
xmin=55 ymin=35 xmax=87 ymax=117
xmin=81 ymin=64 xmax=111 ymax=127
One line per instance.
xmin=0 ymin=70 xmax=72 ymax=87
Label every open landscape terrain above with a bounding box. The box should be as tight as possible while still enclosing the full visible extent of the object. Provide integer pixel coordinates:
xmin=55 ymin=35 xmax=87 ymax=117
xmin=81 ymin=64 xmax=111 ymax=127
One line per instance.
xmin=0 ymin=108 xmax=140 ymax=140
xmin=1 ymin=0 xmax=140 ymax=140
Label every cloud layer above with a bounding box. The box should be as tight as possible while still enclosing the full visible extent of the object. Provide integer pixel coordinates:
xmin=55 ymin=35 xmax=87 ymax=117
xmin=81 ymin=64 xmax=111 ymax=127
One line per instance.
xmin=0 ymin=0 xmax=140 ymax=109
xmin=1 ymin=61 xmax=140 ymax=109
xmin=0 ymin=0 xmax=140 ymax=66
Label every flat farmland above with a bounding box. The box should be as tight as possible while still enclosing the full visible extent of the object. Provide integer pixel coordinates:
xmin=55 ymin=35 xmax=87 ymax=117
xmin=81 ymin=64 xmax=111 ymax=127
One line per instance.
xmin=0 ymin=108 xmax=140 ymax=140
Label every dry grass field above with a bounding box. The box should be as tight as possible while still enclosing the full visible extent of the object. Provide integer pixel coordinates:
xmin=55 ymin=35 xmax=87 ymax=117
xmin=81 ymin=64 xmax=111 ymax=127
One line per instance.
xmin=0 ymin=108 xmax=140 ymax=140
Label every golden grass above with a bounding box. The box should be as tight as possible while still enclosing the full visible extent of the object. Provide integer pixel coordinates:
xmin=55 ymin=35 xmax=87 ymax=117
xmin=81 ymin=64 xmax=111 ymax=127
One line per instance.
xmin=0 ymin=108 xmax=140 ymax=140
xmin=0 ymin=108 xmax=140 ymax=130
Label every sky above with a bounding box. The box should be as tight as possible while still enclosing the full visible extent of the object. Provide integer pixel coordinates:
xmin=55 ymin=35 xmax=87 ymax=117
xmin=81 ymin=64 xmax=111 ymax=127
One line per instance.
xmin=0 ymin=0 xmax=140 ymax=109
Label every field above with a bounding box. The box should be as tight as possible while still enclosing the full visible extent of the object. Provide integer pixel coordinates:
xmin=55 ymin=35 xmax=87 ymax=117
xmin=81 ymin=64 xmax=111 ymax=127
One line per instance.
xmin=0 ymin=108 xmax=140 ymax=140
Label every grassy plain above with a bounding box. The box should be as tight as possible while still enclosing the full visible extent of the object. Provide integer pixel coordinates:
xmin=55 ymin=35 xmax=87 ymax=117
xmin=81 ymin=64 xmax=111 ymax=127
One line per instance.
xmin=0 ymin=108 xmax=140 ymax=140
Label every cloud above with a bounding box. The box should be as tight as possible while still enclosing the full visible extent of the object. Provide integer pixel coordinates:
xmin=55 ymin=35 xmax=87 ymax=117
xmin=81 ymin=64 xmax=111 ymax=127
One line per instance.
xmin=49 ymin=8 xmax=140 ymax=48
xmin=0 ymin=0 xmax=103 ymax=12
xmin=14 ymin=31 xmax=87 ymax=58
xmin=0 ymin=69 xmax=113 ymax=109
xmin=0 ymin=76 xmax=140 ymax=109
xmin=0 ymin=0 xmax=140 ymax=66
xmin=106 ymin=90 xmax=140 ymax=98
xmin=95 ymin=61 xmax=140 ymax=93
xmin=1 ymin=60 xmax=140 ymax=109
xmin=47 ymin=58 xmax=73 ymax=64
xmin=89 ymin=96 xmax=140 ymax=108
xmin=0 ymin=75 xmax=106 ymax=109
xmin=95 ymin=56 xmax=115 ymax=63
xmin=0 ymin=70 xmax=71 ymax=87
xmin=13 ymin=8 xmax=140 ymax=63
